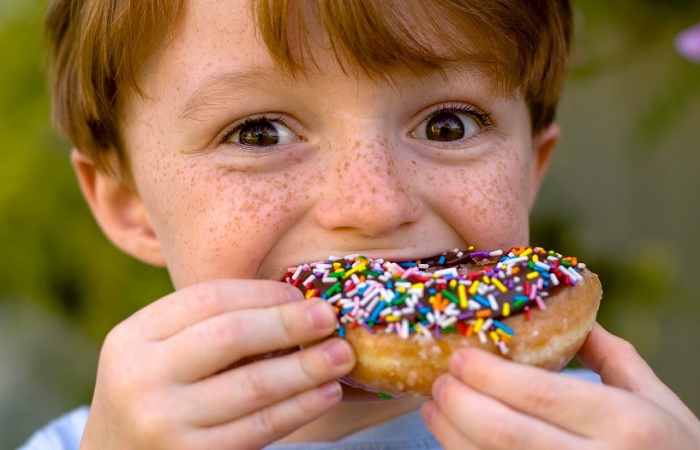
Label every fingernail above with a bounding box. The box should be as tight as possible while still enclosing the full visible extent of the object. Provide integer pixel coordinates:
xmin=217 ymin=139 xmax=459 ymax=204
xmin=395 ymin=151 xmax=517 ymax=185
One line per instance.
xmin=286 ymin=286 xmax=305 ymax=302
xmin=324 ymin=339 xmax=353 ymax=366
xmin=432 ymin=375 xmax=446 ymax=399
xmin=319 ymin=381 xmax=342 ymax=400
xmin=421 ymin=401 xmax=437 ymax=425
xmin=306 ymin=302 xmax=336 ymax=329
xmin=450 ymin=348 xmax=467 ymax=373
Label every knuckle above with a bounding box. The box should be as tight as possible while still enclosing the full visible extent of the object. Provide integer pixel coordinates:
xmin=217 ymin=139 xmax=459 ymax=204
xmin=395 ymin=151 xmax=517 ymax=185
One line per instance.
xmin=190 ymin=280 xmax=226 ymax=310
xmin=105 ymin=361 xmax=140 ymax=399
xmin=611 ymin=335 xmax=638 ymax=357
xmin=102 ymin=320 xmax=137 ymax=358
xmin=239 ymin=366 xmax=276 ymax=406
xmin=202 ymin=311 xmax=243 ymax=344
xmin=297 ymin=348 xmax=322 ymax=382
xmin=277 ymin=303 xmax=303 ymax=342
xmin=523 ymin=379 xmax=559 ymax=414
xmin=253 ymin=406 xmax=284 ymax=440
xmin=614 ymin=407 xmax=668 ymax=449
xmin=480 ymin=412 xmax=525 ymax=448
xmin=294 ymin=388 xmax=328 ymax=417
xmin=131 ymin=396 xmax=177 ymax=445
xmin=98 ymin=336 xmax=143 ymax=399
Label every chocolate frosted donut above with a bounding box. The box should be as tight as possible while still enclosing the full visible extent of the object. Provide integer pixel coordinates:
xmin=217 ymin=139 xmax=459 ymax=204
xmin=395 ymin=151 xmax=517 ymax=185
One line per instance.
xmin=283 ymin=246 xmax=602 ymax=396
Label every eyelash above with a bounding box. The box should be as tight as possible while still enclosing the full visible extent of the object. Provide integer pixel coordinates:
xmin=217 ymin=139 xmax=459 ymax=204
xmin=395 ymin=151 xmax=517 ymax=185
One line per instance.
xmin=218 ymin=114 xmax=291 ymax=146
xmin=430 ymin=103 xmax=495 ymax=129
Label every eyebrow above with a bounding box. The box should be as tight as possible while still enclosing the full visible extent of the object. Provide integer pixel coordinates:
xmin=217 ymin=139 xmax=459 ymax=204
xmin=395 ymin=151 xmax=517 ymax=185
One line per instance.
xmin=177 ymin=67 xmax=287 ymax=123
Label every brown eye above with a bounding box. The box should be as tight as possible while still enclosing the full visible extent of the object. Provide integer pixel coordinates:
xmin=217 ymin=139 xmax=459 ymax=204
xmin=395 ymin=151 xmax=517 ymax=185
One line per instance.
xmin=412 ymin=108 xmax=482 ymax=143
xmin=239 ymin=119 xmax=279 ymax=146
xmin=225 ymin=117 xmax=299 ymax=147
xmin=425 ymin=111 xmax=465 ymax=141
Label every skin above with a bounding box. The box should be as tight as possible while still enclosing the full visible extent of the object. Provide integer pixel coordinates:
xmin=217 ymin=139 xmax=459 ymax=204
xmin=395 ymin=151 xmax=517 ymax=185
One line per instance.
xmin=423 ymin=324 xmax=700 ymax=449
xmin=70 ymin=0 xmax=700 ymax=448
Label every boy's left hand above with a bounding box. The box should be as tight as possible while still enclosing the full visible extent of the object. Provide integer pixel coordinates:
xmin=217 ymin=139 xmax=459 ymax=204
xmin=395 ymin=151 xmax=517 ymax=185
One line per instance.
xmin=422 ymin=323 xmax=700 ymax=449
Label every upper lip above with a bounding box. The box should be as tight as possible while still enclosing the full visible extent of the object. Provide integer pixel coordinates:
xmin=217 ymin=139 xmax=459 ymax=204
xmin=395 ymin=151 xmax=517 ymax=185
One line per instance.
xmin=276 ymin=248 xmax=456 ymax=276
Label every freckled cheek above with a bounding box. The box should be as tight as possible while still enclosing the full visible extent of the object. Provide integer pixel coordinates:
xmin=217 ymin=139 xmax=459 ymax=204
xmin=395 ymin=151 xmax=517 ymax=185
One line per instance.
xmin=474 ymin=158 xmax=531 ymax=243
xmin=145 ymin=166 xmax=310 ymax=283
xmin=426 ymin=155 xmax=531 ymax=246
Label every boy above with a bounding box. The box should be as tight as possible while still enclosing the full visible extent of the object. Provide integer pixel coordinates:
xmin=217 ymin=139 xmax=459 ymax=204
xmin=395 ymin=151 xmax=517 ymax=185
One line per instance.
xmin=26 ymin=0 xmax=700 ymax=448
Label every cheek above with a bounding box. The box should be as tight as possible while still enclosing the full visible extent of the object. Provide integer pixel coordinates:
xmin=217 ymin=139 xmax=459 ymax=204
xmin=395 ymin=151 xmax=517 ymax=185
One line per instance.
xmin=429 ymin=145 xmax=532 ymax=247
xmin=140 ymin=159 xmax=309 ymax=286
xmin=216 ymin=169 xmax=318 ymax=255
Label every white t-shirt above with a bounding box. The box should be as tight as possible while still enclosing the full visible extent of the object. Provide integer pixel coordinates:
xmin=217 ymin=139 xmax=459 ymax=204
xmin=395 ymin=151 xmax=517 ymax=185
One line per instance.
xmin=20 ymin=369 xmax=600 ymax=449
xmin=19 ymin=407 xmax=440 ymax=450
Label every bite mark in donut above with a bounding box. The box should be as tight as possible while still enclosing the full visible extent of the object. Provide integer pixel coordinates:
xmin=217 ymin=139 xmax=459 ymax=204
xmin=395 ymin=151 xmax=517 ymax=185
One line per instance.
xmin=283 ymin=246 xmax=602 ymax=396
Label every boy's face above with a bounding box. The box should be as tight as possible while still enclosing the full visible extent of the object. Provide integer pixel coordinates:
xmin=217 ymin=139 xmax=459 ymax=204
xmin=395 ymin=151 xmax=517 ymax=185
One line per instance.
xmin=97 ymin=0 xmax=556 ymax=289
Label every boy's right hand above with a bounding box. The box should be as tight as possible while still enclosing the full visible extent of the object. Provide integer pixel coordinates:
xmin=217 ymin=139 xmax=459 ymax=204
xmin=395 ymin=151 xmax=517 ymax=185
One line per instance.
xmin=79 ymin=280 xmax=355 ymax=449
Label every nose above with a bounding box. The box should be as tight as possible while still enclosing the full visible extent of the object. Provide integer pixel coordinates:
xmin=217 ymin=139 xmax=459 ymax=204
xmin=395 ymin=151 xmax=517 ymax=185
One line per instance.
xmin=314 ymin=136 xmax=422 ymax=237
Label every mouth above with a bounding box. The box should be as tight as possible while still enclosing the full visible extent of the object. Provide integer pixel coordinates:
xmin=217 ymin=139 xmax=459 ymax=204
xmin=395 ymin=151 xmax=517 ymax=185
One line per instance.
xmin=277 ymin=249 xmax=444 ymax=279
xmin=279 ymin=246 xmax=506 ymax=282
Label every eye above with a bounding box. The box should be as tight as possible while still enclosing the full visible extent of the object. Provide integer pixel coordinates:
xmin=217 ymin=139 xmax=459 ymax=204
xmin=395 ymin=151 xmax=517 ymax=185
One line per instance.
xmin=411 ymin=105 xmax=490 ymax=143
xmin=222 ymin=116 xmax=300 ymax=147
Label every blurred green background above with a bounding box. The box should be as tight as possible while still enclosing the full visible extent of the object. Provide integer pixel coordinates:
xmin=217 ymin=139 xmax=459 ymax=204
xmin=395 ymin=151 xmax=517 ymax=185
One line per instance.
xmin=1 ymin=0 xmax=699 ymax=446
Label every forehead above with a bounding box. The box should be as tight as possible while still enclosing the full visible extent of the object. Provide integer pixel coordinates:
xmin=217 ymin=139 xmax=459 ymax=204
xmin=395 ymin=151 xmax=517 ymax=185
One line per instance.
xmin=141 ymin=0 xmax=506 ymax=92
xmin=174 ymin=0 xmax=260 ymax=70
xmin=117 ymin=0 xmax=518 ymax=150
xmin=125 ymin=0 xmax=261 ymax=120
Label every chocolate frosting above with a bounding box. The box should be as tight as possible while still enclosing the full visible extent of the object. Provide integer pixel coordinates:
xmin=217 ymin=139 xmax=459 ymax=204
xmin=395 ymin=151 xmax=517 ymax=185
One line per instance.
xmin=283 ymin=246 xmax=586 ymax=353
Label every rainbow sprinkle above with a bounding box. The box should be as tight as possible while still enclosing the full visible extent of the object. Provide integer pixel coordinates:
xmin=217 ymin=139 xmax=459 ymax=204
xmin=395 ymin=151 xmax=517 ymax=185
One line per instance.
xmin=283 ymin=246 xmax=587 ymax=354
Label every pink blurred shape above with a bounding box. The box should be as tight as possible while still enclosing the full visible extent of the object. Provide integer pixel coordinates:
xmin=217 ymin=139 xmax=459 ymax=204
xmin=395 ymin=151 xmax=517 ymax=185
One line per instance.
xmin=676 ymin=23 xmax=700 ymax=63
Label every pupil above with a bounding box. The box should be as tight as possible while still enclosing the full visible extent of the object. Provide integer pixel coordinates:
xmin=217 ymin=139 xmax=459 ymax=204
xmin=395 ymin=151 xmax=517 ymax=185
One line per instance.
xmin=426 ymin=111 xmax=465 ymax=142
xmin=239 ymin=120 xmax=279 ymax=146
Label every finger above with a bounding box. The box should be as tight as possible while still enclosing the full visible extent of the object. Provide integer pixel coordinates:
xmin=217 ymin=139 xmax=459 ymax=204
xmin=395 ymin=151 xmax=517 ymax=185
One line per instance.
xmin=578 ymin=323 xmax=658 ymax=390
xmin=578 ymin=323 xmax=700 ymax=427
xmin=183 ymin=338 xmax=355 ymax=426
xmin=192 ymin=381 xmax=344 ymax=449
xmin=422 ymin=400 xmax=480 ymax=450
xmin=131 ymin=279 xmax=304 ymax=341
xmin=165 ymin=299 xmax=339 ymax=381
xmin=447 ymin=346 xmax=604 ymax=437
xmin=428 ymin=373 xmax=589 ymax=450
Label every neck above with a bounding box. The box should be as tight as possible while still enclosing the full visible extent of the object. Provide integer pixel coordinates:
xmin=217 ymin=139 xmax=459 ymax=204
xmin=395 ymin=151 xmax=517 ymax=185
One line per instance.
xmin=276 ymin=386 xmax=426 ymax=443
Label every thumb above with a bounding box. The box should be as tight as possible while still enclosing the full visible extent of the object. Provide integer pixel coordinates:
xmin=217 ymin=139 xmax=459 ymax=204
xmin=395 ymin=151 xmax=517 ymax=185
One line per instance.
xmin=578 ymin=323 xmax=698 ymax=425
xmin=577 ymin=322 xmax=655 ymax=391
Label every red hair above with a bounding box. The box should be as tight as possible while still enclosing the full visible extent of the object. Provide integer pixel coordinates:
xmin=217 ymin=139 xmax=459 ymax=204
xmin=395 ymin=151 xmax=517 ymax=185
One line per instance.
xmin=45 ymin=0 xmax=571 ymax=173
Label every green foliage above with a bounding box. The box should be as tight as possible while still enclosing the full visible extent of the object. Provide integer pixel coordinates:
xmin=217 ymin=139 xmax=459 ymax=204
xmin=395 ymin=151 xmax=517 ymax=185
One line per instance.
xmin=0 ymin=3 xmax=172 ymax=340
xmin=571 ymin=1 xmax=700 ymax=154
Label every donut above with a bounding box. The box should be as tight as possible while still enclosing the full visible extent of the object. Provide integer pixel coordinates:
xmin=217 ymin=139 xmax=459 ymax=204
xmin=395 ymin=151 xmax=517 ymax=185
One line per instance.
xmin=283 ymin=246 xmax=602 ymax=396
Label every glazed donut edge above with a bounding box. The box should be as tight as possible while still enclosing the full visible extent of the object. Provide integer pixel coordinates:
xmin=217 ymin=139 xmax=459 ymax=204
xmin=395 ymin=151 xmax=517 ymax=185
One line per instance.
xmin=342 ymin=270 xmax=602 ymax=396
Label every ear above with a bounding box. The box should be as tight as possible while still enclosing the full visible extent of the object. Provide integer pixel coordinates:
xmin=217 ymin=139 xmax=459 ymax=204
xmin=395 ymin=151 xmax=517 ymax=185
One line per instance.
xmin=528 ymin=122 xmax=560 ymax=210
xmin=71 ymin=149 xmax=166 ymax=266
